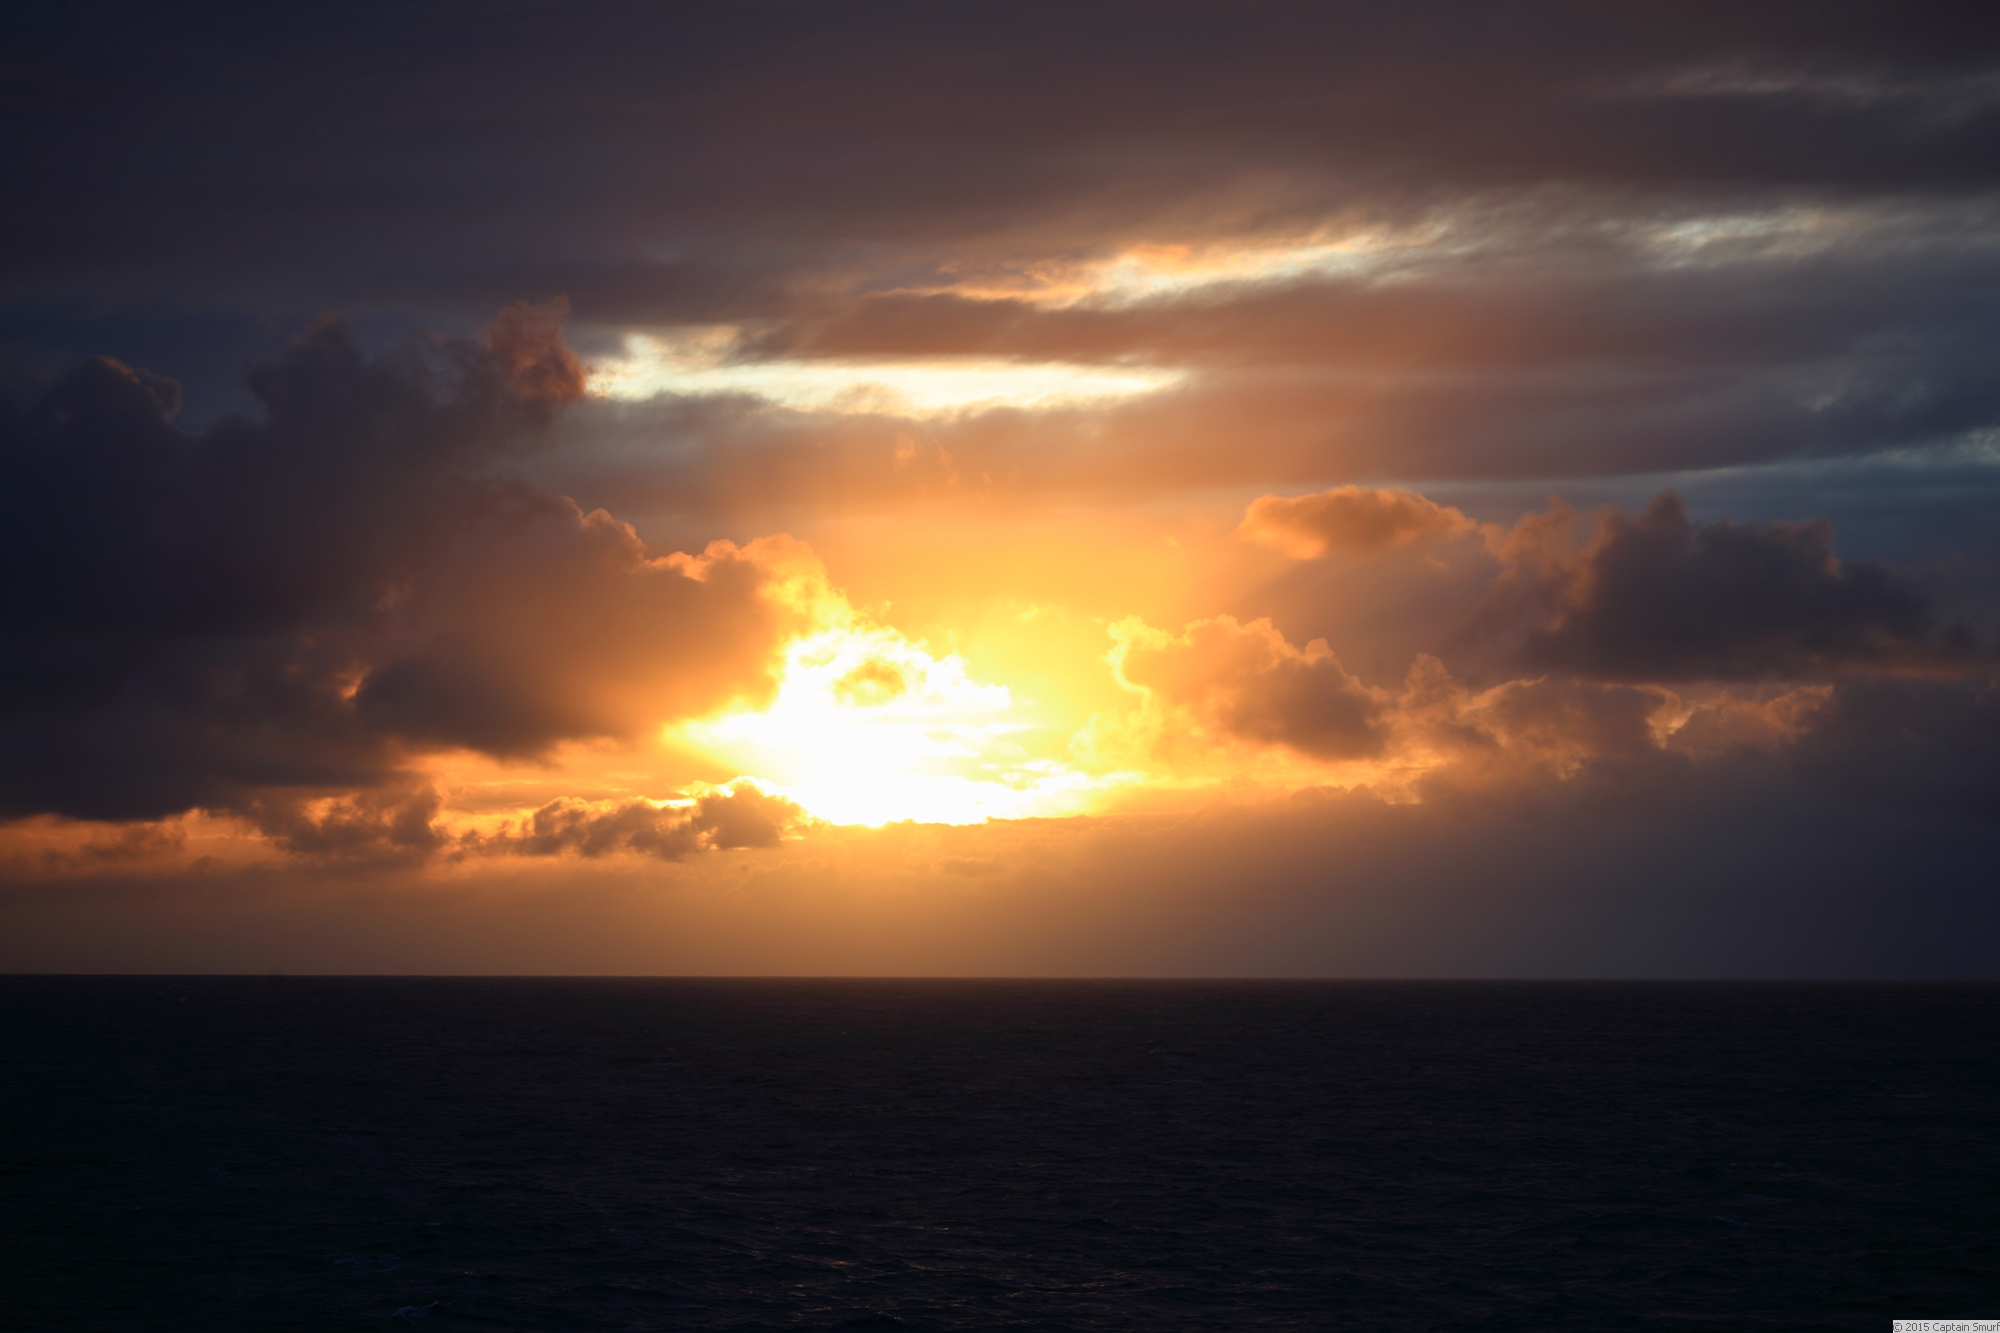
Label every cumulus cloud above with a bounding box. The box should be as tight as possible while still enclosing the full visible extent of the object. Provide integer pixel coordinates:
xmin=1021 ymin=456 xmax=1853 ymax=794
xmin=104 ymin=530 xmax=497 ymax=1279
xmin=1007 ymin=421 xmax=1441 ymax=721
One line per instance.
xmin=1101 ymin=480 xmax=1996 ymax=801
xmin=0 ymin=308 xmax=799 ymax=823
xmin=1664 ymin=685 xmax=1833 ymax=757
xmin=1236 ymin=485 xmax=1475 ymax=558
xmin=1453 ymin=674 xmax=1674 ymax=770
xmin=1104 ymin=614 xmax=1687 ymax=781
xmin=1104 ymin=597 xmax=1999 ymax=828
xmin=471 ymin=783 xmax=807 ymax=860
xmin=247 ymin=780 xmax=449 ymax=863
xmin=1114 ymin=615 xmax=1386 ymax=760
xmin=480 ymin=297 xmax=590 ymax=419
xmin=1494 ymin=491 xmax=1957 ymax=681
xmin=353 ymin=506 xmax=798 ymax=757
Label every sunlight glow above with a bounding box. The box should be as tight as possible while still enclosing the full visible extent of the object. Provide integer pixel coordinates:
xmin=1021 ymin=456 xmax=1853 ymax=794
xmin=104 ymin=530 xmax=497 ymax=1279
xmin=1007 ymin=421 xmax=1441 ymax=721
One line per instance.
xmin=1077 ymin=234 xmax=1426 ymax=302
xmin=924 ymin=225 xmax=1458 ymax=306
xmin=593 ymin=331 xmax=1181 ymax=413
xmin=670 ymin=621 xmax=1111 ymax=826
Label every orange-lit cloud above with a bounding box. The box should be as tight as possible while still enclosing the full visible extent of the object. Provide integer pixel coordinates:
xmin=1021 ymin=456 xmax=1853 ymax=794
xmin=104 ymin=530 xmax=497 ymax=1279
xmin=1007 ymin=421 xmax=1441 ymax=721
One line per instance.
xmin=466 ymin=782 xmax=808 ymax=860
xmin=1236 ymin=485 xmax=1476 ymax=559
xmin=1112 ymin=615 xmax=1387 ymax=762
xmin=482 ymin=297 xmax=590 ymax=419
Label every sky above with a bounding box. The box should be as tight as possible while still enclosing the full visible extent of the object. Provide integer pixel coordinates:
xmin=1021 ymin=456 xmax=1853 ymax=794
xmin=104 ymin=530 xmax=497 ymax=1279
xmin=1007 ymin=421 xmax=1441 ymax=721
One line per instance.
xmin=3 ymin=0 xmax=1998 ymax=976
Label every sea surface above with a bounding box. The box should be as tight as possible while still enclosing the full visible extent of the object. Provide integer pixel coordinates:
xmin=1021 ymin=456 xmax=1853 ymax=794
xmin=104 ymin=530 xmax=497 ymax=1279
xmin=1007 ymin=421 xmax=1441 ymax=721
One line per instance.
xmin=3 ymin=978 xmax=1995 ymax=1331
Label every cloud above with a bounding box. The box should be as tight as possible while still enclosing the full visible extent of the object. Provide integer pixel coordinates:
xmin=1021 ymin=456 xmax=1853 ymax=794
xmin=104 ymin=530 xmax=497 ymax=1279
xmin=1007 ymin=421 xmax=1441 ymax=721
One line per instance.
xmin=472 ymin=783 xmax=807 ymax=860
xmin=1098 ymin=476 xmax=1995 ymax=793
xmin=1236 ymin=485 xmax=1475 ymax=558
xmin=352 ymin=505 xmax=798 ymax=757
xmin=550 ymin=303 xmax=2000 ymax=530
xmin=1447 ymin=673 xmax=1675 ymax=772
xmin=247 ymin=780 xmax=449 ymax=863
xmin=16 ymin=6 xmax=2000 ymax=508
xmin=1277 ymin=653 xmax=1684 ymax=785
xmin=13 ymin=1 xmax=2000 ymax=315
xmin=479 ymin=297 xmax=590 ymax=420
xmin=3 ymin=309 xmax=569 ymax=661
xmin=1496 ymin=491 xmax=1957 ymax=681
xmin=1114 ymin=615 xmax=1386 ymax=760
xmin=1664 ymin=685 xmax=1832 ymax=756
xmin=832 ymin=658 xmax=908 ymax=706
xmin=744 ymin=229 xmax=2000 ymax=378
xmin=0 ymin=817 xmax=190 ymax=881
xmin=0 ymin=309 xmax=800 ymax=823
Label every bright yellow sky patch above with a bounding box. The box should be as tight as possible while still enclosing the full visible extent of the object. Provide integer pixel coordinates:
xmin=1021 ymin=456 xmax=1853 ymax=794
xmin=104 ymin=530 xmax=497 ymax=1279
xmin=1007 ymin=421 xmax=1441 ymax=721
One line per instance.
xmin=667 ymin=620 xmax=1118 ymax=825
xmin=593 ymin=331 xmax=1182 ymax=413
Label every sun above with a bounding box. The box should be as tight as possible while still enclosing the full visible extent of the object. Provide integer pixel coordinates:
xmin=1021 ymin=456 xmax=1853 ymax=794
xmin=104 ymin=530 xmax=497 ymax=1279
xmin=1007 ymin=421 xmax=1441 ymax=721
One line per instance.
xmin=668 ymin=621 xmax=1107 ymax=827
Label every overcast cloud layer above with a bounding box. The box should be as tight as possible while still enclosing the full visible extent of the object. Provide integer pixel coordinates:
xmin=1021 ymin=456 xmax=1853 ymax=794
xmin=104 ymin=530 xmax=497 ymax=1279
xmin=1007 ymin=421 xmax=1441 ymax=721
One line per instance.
xmin=3 ymin=0 xmax=1997 ymax=975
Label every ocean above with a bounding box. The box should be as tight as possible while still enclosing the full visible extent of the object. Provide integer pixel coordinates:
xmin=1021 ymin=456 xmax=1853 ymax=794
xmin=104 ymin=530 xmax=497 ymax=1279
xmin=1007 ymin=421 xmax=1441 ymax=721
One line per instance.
xmin=4 ymin=978 xmax=1995 ymax=1330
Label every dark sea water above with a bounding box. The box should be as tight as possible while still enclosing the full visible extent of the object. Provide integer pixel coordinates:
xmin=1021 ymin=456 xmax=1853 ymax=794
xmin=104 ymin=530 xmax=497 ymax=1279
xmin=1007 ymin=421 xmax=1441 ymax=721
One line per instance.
xmin=3 ymin=979 xmax=1996 ymax=1331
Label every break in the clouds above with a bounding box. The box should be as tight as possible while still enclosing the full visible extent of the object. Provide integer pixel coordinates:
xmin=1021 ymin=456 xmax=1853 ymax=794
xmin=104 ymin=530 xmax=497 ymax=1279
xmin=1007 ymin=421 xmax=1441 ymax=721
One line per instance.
xmin=2 ymin=0 xmax=1997 ymax=977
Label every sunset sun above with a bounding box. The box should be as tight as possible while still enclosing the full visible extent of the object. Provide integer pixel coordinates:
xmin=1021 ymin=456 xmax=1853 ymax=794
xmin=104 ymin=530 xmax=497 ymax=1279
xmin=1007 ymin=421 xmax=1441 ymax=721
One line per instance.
xmin=671 ymin=620 xmax=1106 ymax=827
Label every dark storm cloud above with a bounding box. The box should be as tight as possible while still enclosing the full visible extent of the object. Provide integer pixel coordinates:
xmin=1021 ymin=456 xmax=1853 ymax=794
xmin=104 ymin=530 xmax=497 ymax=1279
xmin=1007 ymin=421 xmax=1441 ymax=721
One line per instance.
xmin=1499 ymin=491 xmax=1973 ymax=681
xmin=348 ymin=498 xmax=784 ymax=758
xmin=1 ymin=300 xmax=579 ymax=653
xmin=0 ymin=308 xmax=788 ymax=823
xmin=1220 ymin=482 xmax=1987 ymax=705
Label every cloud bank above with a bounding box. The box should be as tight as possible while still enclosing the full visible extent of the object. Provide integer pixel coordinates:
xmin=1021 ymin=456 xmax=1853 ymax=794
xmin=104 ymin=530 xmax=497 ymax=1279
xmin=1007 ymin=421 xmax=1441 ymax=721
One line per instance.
xmin=3 ymin=1 xmax=1998 ymax=976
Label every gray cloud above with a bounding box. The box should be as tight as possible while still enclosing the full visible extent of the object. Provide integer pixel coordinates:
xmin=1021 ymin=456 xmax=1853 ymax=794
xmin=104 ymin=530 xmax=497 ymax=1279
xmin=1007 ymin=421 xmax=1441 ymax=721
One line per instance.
xmin=1502 ymin=492 xmax=1963 ymax=681
xmin=0 ymin=310 xmax=788 ymax=823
